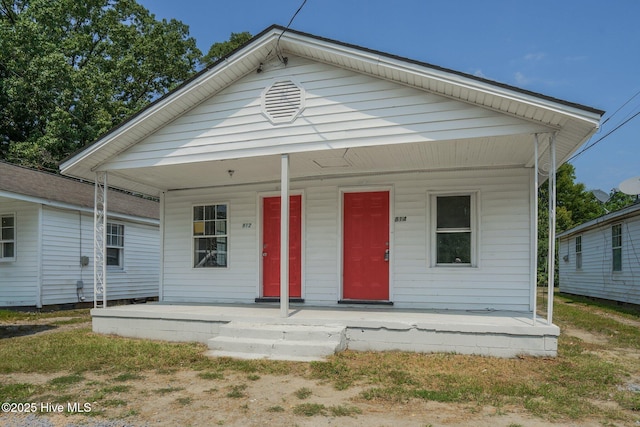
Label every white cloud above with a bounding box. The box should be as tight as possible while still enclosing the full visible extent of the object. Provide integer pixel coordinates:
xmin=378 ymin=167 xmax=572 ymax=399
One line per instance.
xmin=514 ymin=72 xmax=531 ymax=85
xmin=473 ymin=69 xmax=487 ymax=78
xmin=524 ymin=52 xmax=546 ymax=61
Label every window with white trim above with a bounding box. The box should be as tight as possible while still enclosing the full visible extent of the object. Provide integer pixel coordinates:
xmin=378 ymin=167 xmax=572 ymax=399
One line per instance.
xmin=193 ymin=204 xmax=228 ymax=268
xmin=612 ymin=224 xmax=622 ymax=272
xmin=575 ymin=235 xmax=582 ymax=270
xmin=0 ymin=214 xmax=15 ymax=262
xmin=433 ymin=194 xmax=476 ymax=266
xmin=106 ymin=223 xmax=124 ymax=268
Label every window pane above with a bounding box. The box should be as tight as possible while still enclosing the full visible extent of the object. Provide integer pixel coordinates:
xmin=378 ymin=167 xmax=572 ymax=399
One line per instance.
xmin=437 ymin=196 xmax=470 ymax=229
xmin=2 ymin=227 xmax=13 ymax=240
xmin=437 ymin=232 xmax=471 ymax=264
xmin=612 ymin=225 xmax=622 ymax=247
xmin=205 ymin=205 xmax=216 ymax=220
xmin=194 ymin=237 xmax=227 ymax=267
xmin=3 ymin=242 xmax=14 ymax=258
xmin=613 ymin=248 xmax=622 ymax=271
xmin=2 ymin=216 xmax=14 ymax=227
xmin=205 ymin=221 xmax=216 ymax=236
xmin=193 ymin=221 xmax=205 ymax=236
xmin=576 ymin=253 xmax=582 ymax=269
xmin=216 ymin=204 xmax=227 ymax=219
xmin=215 ymin=220 xmax=227 ymax=235
xmin=193 ymin=206 xmax=204 ymax=221
xmin=106 ymin=248 xmax=120 ymax=266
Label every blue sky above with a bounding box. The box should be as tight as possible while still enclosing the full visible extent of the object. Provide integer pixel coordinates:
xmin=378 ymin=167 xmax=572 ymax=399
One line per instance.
xmin=138 ymin=0 xmax=640 ymax=194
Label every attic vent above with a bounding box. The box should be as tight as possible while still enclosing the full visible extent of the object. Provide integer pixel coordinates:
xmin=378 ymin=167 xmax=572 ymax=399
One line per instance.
xmin=261 ymin=80 xmax=305 ymax=124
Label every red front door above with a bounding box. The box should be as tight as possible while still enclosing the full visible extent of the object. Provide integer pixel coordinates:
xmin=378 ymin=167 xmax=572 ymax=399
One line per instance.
xmin=262 ymin=195 xmax=302 ymax=298
xmin=343 ymin=191 xmax=390 ymax=300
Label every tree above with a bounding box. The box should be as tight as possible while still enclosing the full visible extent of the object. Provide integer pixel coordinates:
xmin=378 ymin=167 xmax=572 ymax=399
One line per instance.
xmin=604 ymin=190 xmax=636 ymax=212
xmin=536 ymin=163 xmax=637 ymax=286
xmin=201 ymin=32 xmax=252 ymax=67
xmin=0 ymin=0 xmax=201 ymax=170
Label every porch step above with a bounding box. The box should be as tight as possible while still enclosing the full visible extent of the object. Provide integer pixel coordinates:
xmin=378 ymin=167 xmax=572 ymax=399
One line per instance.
xmin=206 ymin=322 xmax=347 ymax=362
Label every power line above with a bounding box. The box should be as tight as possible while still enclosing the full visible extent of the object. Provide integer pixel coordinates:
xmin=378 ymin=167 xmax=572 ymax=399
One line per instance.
xmin=275 ymin=0 xmax=309 ymax=62
xmin=601 ymin=88 xmax=640 ymax=127
xmin=569 ymin=108 xmax=640 ymax=162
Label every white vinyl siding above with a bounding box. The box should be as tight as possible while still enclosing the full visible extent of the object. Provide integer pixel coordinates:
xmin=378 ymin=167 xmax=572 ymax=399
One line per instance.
xmin=559 ymin=216 xmax=640 ymax=305
xmin=40 ymin=207 xmax=159 ymax=305
xmin=161 ymin=168 xmax=532 ymax=311
xmin=0 ymin=205 xmax=161 ymax=307
xmin=0 ymin=199 xmax=39 ymax=306
xmin=102 ymin=56 xmax=549 ymax=172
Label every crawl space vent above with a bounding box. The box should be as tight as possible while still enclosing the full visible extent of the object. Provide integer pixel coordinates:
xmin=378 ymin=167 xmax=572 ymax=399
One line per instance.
xmin=261 ymin=80 xmax=305 ymax=124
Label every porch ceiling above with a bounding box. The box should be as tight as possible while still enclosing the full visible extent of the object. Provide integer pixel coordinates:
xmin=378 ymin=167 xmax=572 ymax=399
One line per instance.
xmin=107 ymin=134 xmax=534 ymax=193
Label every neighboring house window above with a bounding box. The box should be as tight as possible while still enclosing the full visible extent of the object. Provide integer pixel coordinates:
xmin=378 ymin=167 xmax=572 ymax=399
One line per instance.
xmin=575 ymin=236 xmax=582 ymax=270
xmin=193 ymin=204 xmax=228 ymax=268
xmin=433 ymin=194 xmax=475 ymax=265
xmin=612 ymin=224 xmax=622 ymax=272
xmin=106 ymin=223 xmax=124 ymax=268
xmin=0 ymin=214 xmax=15 ymax=261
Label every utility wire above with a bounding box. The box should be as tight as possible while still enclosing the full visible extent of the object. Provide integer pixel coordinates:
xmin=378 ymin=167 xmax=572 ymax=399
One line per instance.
xmin=275 ymin=0 xmax=308 ymax=61
xmin=569 ymin=109 xmax=640 ymax=162
xmin=601 ymin=88 xmax=640 ymax=126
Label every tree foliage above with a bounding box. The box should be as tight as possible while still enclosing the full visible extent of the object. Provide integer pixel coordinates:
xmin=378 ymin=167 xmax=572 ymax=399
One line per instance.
xmin=201 ymin=31 xmax=252 ymax=67
xmin=537 ymin=163 xmax=636 ymax=286
xmin=0 ymin=0 xmax=201 ymax=170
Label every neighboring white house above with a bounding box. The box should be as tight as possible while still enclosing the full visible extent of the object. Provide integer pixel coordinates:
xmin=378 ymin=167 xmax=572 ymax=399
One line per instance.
xmin=58 ymin=26 xmax=603 ymax=358
xmin=559 ymin=202 xmax=640 ymax=305
xmin=0 ymin=161 xmax=160 ymax=308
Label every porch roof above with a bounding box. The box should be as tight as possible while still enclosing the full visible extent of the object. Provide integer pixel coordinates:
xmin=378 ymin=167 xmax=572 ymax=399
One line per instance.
xmin=60 ymin=25 xmax=603 ymax=196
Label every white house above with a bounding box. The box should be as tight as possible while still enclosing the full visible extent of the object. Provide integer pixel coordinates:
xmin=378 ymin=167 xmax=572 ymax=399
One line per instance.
xmin=59 ymin=26 xmax=603 ymax=359
xmin=0 ymin=162 xmax=160 ymax=308
xmin=559 ymin=202 xmax=640 ymax=305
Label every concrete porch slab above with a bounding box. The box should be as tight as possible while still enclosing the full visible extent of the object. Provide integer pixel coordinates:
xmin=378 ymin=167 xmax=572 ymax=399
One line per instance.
xmin=91 ymin=303 xmax=560 ymax=359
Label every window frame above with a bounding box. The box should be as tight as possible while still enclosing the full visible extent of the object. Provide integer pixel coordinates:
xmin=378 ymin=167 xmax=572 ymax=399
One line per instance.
xmin=0 ymin=213 xmax=16 ymax=262
xmin=430 ymin=192 xmax=478 ymax=267
xmin=612 ymin=224 xmax=622 ymax=272
xmin=192 ymin=203 xmax=229 ymax=269
xmin=106 ymin=222 xmax=124 ymax=269
xmin=575 ymin=235 xmax=582 ymax=270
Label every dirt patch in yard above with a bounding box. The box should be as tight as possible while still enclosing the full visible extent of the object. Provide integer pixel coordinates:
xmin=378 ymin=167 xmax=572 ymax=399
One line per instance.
xmin=1 ymin=369 xmax=602 ymax=427
xmin=1 ymin=312 xmax=639 ymax=427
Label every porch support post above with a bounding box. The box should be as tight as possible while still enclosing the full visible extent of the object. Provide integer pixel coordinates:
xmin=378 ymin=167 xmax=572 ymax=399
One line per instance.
xmin=280 ymin=154 xmax=290 ymax=318
xmin=547 ymin=134 xmax=557 ymax=324
xmin=532 ymin=135 xmax=539 ymax=326
xmin=94 ymin=171 xmax=107 ymax=308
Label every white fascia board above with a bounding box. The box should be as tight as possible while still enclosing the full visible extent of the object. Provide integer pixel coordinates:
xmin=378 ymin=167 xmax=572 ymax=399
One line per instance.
xmin=282 ymin=32 xmax=602 ymax=127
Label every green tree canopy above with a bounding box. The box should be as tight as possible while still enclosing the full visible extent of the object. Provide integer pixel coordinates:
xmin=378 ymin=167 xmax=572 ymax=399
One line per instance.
xmin=0 ymin=0 xmax=201 ymax=170
xmin=537 ymin=163 xmax=636 ymax=286
xmin=201 ymin=31 xmax=252 ymax=67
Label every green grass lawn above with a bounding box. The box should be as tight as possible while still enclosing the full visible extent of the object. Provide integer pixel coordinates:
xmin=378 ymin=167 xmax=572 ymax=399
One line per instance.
xmin=0 ymin=294 xmax=639 ymax=424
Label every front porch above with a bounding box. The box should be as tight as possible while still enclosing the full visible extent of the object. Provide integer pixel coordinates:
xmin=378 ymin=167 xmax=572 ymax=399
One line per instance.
xmin=91 ymin=303 xmax=559 ymax=361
